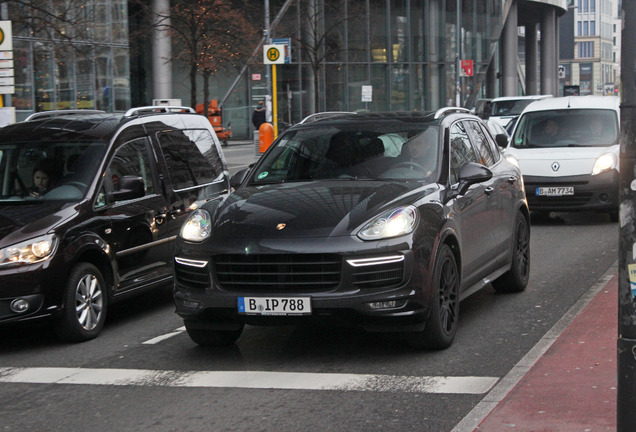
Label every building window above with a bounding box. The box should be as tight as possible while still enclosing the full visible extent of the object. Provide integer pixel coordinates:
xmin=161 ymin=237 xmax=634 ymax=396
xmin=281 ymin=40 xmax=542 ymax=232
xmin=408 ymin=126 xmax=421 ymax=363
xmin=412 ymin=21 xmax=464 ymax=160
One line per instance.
xmin=578 ymin=41 xmax=594 ymax=58
xmin=583 ymin=21 xmax=589 ymax=36
xmin=577 ymin=22 xmax=582 ymax=36
xmin=590 ymin=21 xmax=595 ymax=36
xmin=590 ymin=0 xmax=595 ymax=12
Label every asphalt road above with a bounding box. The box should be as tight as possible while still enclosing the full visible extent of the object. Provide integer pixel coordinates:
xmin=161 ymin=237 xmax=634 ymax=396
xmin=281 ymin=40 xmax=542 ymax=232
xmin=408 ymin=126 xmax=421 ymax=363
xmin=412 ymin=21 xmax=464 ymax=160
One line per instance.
xmin=0 ymin=141 xmax=619 ymax=431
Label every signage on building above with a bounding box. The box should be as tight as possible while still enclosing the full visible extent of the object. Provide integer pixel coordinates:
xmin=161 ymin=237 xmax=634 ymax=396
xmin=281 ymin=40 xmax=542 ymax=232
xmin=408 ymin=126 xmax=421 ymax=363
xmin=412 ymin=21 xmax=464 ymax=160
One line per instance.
xmin=0 ymin=21 xmax=13 ymax=95
xmin=252 ymin=74 xmax=262 ymax=81
xmin=361 ymin=85 xmax=373 ymax=102
xmin=461 ymin=60 xmax=473 ymax=77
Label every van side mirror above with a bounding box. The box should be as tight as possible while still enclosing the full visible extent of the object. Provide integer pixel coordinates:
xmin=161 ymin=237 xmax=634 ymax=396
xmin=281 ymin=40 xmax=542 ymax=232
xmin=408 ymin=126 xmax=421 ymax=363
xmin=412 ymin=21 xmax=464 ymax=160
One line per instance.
xmin=108 ymin=175 xmax=145 ymax=202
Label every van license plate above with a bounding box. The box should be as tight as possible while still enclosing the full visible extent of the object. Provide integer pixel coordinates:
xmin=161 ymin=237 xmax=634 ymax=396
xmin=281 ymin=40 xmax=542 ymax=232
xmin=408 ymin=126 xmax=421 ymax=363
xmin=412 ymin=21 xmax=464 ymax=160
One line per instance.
xmin=238 ymin=297 xmax=312 ymax=315
xmin=536 ymin=186 xmax=574 ymax=196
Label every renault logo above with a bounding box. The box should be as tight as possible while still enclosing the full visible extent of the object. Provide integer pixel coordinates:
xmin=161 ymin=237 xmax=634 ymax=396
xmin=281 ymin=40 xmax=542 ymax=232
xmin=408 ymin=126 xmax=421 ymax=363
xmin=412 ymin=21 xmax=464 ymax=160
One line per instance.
xmin=276 ymin=223 xmax=286 ymax=230
xmin=551 ymin=162 xmax=560 ymax=172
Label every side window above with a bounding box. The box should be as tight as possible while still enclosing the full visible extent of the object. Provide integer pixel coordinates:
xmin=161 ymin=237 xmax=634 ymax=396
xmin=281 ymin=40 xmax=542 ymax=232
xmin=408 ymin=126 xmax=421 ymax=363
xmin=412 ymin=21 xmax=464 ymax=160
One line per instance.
xmin=103 ymin=138 xmax=155 ymax=204
xmin=157 ymin=129 xmax=225 ymax=191
xmin=449 ymin=122 xmax=478 ymax=184
xmin=464 ymin=120 xmax=497 ymax=167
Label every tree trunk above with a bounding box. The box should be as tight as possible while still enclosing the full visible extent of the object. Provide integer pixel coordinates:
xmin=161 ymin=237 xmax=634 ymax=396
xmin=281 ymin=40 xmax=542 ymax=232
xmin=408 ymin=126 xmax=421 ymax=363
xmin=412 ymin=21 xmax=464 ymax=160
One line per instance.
xmin=202 ymin=71 xmax=210 ymax=117
xmin=190 ymin=64 xmax=197 ymax=107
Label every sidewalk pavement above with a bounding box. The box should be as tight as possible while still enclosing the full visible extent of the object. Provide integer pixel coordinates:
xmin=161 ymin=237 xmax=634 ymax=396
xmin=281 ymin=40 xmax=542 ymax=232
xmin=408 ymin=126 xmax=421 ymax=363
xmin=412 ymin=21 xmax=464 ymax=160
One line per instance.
xmin=472 ymin=273 xmax=618 ymax=431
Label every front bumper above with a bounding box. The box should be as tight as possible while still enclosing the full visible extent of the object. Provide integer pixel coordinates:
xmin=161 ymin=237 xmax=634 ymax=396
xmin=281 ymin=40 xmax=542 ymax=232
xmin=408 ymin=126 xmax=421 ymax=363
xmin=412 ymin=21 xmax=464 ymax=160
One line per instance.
xmin=173 ymin=242 xmax=434 ymax=333
xmin=523 ymin=169 xmax=618 ymax=212
xmin=0 ymin=259 xmax=65 ymax=324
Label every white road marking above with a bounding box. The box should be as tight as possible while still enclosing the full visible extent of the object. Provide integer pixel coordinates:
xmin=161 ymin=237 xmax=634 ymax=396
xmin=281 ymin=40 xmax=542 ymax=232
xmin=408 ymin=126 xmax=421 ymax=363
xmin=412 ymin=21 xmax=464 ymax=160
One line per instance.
xmin=142 ymin=326 xmax=186 ymax=345
xmin=0 ymin=366 xmax=498 ymax=394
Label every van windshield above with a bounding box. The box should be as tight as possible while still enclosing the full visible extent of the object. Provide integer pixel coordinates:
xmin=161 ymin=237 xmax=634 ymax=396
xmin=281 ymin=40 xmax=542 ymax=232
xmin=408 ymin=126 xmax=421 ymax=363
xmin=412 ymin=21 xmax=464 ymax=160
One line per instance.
xmin=0 ymin=141 xmax=107 ymax=203
xmin=491 ymin=100 xmax=538 ymax=117
xmin=510 ymin=109 xmax=618 ymax=149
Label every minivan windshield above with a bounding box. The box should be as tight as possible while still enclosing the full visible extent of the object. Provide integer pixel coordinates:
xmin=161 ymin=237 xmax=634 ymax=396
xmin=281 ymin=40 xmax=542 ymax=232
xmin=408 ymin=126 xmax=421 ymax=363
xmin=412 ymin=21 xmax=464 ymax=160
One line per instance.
xmin=0 ymin=141 xmax=107 ymax=203
xmin=491 ymin=99 xmax=539 ymax=117
xmin=249 ymin=122 xmax=440 ymax=184
xmin=510 ymin=109 xmax=618 ymax=149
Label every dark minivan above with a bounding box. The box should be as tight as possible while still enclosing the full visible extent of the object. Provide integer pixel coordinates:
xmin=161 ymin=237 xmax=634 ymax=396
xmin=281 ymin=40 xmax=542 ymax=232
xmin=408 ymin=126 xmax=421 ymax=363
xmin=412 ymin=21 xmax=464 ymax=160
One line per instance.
xmin=0 ymin=107 xmax=229 ymax=341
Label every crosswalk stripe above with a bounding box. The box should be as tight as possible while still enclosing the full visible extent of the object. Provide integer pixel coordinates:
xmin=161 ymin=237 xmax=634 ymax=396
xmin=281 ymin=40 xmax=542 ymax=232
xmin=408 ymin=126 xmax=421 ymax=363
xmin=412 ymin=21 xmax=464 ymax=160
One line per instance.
xmin=0 ymin=367 xmax=498 ymax=394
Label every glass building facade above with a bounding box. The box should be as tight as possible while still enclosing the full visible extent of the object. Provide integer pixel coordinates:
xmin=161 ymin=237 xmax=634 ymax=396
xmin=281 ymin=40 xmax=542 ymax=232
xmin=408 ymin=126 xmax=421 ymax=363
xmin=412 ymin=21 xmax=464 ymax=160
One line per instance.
xmin=8 ymin=0 xmax=131 ymax=122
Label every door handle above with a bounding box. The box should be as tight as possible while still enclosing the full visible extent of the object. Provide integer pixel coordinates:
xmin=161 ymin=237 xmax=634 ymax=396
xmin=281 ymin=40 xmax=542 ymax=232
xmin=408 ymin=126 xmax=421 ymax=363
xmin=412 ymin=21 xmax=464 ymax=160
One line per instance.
xmin=484 ymin=186 xmax=494 ymax=195
xmin=508 ymin=176 xmax=517 ymax=183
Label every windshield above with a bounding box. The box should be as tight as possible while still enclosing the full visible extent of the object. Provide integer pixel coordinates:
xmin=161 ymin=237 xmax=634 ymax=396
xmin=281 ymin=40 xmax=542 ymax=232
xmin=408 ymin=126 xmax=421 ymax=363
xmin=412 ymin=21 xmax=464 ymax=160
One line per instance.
xmin=250 ymin=123 xmax=440 ymax=184
xmin=0 ymin=141 xmax=107 ymax=203
xmin=510 ymin=109 xmax=618 ymax=149
xmin=491 ymin=99 xmax=538 ymax=117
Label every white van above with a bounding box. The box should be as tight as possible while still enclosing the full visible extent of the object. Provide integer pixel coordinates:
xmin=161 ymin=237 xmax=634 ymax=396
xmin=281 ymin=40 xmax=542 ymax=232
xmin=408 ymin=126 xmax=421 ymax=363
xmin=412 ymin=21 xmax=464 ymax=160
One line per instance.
xmin=489 ymin=95 xmax=553 ymax=128
xmin=506 ymin=95 xmax=620 ymax=221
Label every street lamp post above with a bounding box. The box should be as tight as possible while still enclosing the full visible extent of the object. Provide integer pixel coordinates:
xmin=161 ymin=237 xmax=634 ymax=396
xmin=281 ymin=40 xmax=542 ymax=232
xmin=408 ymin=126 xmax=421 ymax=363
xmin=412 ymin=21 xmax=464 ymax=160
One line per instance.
xmin=618 ymin=0 xmax=636 ymax=430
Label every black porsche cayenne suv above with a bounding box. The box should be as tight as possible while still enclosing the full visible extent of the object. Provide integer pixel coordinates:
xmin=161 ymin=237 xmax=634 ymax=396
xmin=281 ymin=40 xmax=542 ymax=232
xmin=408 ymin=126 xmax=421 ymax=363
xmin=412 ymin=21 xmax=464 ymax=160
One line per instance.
xmin=174 ymin=109 xmax=530 ymax=349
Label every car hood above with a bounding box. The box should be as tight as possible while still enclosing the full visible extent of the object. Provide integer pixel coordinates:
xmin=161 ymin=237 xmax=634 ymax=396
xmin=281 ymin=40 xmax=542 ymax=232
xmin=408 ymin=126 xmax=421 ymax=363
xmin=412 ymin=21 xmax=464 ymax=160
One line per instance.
xmin=211 ymin=180 xmax=434 ymax=239
xmin=0 ymin=202 xmax=77 ymax=247
xmin=506 ymin=145 xmax=618 ymax=177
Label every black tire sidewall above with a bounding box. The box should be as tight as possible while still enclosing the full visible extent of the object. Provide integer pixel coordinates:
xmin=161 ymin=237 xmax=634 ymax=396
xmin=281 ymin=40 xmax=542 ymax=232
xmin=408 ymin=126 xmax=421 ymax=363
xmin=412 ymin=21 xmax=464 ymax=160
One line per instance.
xmin=55 ymin=262 xmax=107 ymax=342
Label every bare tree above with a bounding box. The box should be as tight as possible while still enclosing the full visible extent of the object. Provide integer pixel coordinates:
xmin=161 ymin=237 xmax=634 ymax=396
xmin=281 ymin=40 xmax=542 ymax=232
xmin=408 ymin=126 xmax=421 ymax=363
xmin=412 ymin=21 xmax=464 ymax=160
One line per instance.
xmin=132 ymin=0 xmax=259 ymax=115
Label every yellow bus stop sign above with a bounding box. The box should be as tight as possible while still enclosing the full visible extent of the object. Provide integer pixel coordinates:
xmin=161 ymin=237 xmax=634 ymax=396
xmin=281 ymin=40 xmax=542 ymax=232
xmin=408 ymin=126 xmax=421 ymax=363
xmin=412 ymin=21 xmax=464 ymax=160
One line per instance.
xmin=263 ymin=45 xmax=284 ymax=64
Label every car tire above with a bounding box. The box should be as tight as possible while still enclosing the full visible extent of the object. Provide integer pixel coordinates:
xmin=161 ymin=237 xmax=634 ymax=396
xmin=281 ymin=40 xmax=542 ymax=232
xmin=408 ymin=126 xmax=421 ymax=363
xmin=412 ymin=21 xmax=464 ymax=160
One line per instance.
xmin=185 ymin=321 xmax=244 ymax=346
xmin=492 ymin=213 xmax=530 ymax=293
xmin=54 ymin=263 xmax=107 ymax=342
xmin=407 ymin=244 xmax=459 ymax=350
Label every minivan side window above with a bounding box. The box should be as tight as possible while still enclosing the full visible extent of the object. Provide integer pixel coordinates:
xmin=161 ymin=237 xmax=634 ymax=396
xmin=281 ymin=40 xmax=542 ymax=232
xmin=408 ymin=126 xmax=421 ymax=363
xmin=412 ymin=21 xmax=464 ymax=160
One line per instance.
xmin=157 ymin=129 xmax=225 ymax=191
xmin=101 ymin=139 xmax=155 ymax=205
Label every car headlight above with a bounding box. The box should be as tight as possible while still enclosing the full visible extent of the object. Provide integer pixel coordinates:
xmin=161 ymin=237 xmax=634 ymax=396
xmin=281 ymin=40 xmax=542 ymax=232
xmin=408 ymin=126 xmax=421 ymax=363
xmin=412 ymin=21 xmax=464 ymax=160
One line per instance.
xmin=180 ymin=209 xmax=212 ymax=242
xmin=358 ymin=206 xmax=418 ymax=240
xmin=592 ymin=152 xmax=618 ymax=175
xmin=0 ymin=233 xmax=58 ymax=267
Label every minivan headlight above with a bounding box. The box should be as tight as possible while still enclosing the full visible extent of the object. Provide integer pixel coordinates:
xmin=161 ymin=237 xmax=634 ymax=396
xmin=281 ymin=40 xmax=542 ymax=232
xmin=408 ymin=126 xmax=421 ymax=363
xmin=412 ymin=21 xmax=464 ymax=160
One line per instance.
xmin=180 ymin=209 xmax=212 ymax=242
xmin=358 ymin=206 xmax=418 ymax=240
xmin=592 ymin=152 xmax=618 ymax=175
xmin=0 ymin=234 xmax=58 ymax=267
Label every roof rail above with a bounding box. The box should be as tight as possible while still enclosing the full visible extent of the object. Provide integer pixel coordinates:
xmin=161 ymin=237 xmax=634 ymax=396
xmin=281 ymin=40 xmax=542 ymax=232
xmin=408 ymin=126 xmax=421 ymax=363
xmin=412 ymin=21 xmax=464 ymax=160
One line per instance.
xmin=25 ymin=109 xmax=106 ymax=121
xmin=433 ymin=107 xmax=470 ymax=119
xmin=125 ymin=106 xmax=196 ymax=117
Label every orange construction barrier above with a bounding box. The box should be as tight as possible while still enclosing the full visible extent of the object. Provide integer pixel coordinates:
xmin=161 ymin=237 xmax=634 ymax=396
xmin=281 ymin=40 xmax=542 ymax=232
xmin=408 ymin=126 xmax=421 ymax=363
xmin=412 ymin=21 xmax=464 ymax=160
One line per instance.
xmin=259 ymin=123 xmax=274 ymax=153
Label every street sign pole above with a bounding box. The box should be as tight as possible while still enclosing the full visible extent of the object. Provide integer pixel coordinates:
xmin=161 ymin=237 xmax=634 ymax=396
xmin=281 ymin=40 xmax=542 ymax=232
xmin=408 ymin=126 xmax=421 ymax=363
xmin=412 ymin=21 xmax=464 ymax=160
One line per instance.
xmin=272 ymin=63 xmax=278 ymax=138
xmin=618 ymin=1 xmax=636 ymax=429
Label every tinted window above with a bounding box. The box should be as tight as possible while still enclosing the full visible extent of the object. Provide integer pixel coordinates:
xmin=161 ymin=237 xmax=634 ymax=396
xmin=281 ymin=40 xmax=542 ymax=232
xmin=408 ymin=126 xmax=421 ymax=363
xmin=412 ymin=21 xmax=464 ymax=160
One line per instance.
xmin=158 ymin=129 xmax=225 ymax=190
xmin=449 ymin=122 xmax=478 ymax=184
xmin=105 ymin=138 xmax=154 ymax=202
xmin=464 ymin=120 xmax=497 ymax=166
xmin=511 ymin=109 xmax=618 ymax=148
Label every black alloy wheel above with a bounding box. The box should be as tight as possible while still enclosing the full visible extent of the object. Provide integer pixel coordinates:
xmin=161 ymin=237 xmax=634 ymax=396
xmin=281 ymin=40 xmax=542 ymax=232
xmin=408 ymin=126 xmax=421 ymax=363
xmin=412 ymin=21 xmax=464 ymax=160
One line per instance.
xmin=408 ymin=244 xmax=459 ymax=349
xmin=493 ymin=212 xmax=530 ymax=293
xmin=54 ymin=262 xmax=107 ymax=342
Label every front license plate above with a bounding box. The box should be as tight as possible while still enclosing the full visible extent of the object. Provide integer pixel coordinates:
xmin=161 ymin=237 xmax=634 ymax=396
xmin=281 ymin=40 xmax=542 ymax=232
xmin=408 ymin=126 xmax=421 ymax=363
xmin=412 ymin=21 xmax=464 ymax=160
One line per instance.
xmin=536 ymin=186 xmax=574 ymax=196
xmin=238 ymin=297 xmax=312 ymax=316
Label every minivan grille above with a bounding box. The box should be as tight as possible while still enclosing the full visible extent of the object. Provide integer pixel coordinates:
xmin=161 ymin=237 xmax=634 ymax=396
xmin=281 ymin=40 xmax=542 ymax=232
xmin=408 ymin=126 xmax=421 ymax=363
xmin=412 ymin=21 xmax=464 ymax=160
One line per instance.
xmin=351 ymin=261 xmax=405 ymax=289
xmin=214 ymin=254 xmax=341 ymax=291
xmin=527 ymin=192 xmax=593 ymax=208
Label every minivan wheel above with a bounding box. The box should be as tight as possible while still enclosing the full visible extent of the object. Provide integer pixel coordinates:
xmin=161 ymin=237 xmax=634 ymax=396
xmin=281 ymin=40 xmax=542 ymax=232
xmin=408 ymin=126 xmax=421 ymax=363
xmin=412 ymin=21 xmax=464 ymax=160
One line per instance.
xmin=407 ymin=244 xmax=459 ymax=350
xmin=493 ymin=213 xmax=530 ymax=293
xmin=185 ymin=321 xmax=244 ymax=346
xmin=54 ymin=263 xmax=107 ymax=342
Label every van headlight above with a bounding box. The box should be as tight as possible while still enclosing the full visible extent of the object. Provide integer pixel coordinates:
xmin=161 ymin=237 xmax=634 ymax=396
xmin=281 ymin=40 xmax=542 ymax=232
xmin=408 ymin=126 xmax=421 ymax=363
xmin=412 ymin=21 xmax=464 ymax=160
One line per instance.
xmin=592 ymin=153 xmax=618 ymax=175
xmin=0 ymin=234 xmax=58 ymax=267
xmin=358 ymin=206 xmax=418 ymax=240
xmin=180 ymin=209 xmax=212 ymax=242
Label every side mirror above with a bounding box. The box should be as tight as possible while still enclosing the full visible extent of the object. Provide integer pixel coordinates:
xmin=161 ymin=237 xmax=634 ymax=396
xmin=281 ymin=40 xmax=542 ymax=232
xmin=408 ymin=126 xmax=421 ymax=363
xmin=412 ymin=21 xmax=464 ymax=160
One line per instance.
xmin=108 ymin=175 xmax=145 ymax=202
xmin=495 ymin=133 xmax=508 ymax=148
xmin=230 ymin=168 xmax=251 ymax=189
xmin=455 ymin=162 xmax=493 ymax=196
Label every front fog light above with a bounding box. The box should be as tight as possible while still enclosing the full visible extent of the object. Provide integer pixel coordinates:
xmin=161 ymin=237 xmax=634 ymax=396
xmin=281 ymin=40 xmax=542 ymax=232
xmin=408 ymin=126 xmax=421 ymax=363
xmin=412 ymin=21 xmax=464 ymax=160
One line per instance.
xmin=10 ymin=298 xmax=30 ymax=313
xmin=367 ymin=300 xmax=406 ymax=310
